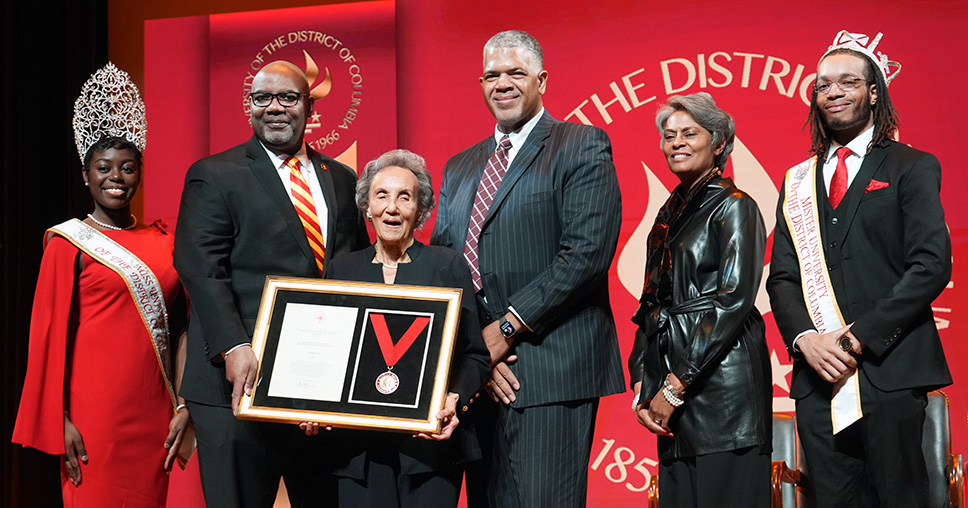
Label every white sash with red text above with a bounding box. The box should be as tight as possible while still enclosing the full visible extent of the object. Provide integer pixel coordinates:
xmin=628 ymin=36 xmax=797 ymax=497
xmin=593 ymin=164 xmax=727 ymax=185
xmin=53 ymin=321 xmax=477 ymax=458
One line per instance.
xmin=782 ymin=158 xmax=862 ymax=434
xmin=48 ymin=219 xmax=176 ymax=407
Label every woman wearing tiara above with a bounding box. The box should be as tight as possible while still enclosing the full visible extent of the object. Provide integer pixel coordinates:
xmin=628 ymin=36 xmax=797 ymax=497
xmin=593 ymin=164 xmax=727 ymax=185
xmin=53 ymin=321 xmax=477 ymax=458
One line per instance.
xmin=12 ymin=63 xmax=192 ymax=507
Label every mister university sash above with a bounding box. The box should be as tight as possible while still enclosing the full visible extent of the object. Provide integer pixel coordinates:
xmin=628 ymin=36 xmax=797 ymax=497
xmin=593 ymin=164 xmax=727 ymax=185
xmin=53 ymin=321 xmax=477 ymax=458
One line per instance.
xmin=48 ymin=219 xmax=177 ymax=407
xmin=781 ymin=158 xmax=862 ymax=434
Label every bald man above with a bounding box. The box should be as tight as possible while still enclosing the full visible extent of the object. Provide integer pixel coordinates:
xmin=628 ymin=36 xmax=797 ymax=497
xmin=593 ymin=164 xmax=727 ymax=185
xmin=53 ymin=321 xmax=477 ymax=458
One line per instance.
xmin=175 ymin=61 xmax=369 ymax=507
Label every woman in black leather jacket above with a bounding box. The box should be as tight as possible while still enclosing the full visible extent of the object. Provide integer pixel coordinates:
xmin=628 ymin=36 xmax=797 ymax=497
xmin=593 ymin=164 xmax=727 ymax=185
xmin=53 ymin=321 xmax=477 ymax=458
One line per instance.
xmin=629 ymin=92 xmax=771 ymax=507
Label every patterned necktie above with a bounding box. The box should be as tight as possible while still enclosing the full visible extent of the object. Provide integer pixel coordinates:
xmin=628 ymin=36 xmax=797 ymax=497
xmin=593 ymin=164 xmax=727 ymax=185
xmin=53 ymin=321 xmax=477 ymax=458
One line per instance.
xmin=463 ymin=135 xmax=512 ymax=291
xmin=285 ymin=156 xmax=325 ymax=275
xmin=829 ymin=146 xmax=852 ymax=209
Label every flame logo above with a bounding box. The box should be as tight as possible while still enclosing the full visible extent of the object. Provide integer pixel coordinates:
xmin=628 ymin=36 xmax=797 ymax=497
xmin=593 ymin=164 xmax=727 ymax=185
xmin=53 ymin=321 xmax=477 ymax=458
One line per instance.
xmin=302 ymin=49 xmax=332 ymax=100
xmin=616 ymin=136 xmax=779 ymax=315
xmin=299 ymin=50 xmax=357 ymax=168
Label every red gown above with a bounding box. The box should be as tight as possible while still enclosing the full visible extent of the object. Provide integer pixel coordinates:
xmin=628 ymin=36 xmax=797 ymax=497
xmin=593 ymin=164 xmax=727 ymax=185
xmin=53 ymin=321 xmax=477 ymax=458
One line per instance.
xmin=13 ymin=223 xmax=183 ymax=508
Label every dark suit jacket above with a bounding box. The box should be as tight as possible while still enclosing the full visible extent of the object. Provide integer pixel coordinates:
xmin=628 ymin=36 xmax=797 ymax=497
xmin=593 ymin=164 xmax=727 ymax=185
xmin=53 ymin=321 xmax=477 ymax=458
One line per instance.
xmin=430 ymin=111 xmax=625 ymax=408
xmin=768 ymin=140 xmax=952 ymax=399
xmin=174 ymin=135 xmax=369 ymax=406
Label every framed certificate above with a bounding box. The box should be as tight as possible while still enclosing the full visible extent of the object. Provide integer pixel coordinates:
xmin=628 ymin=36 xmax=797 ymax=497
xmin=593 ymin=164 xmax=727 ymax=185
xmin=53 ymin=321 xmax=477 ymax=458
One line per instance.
xmin=237 ymin=276 xmax=463 ymax=434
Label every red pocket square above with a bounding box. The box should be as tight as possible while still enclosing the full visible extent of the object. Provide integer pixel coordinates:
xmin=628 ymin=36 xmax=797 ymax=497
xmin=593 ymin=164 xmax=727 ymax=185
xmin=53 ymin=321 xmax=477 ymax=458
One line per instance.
xmin=865 ymin=180 xmax=889 ymax=193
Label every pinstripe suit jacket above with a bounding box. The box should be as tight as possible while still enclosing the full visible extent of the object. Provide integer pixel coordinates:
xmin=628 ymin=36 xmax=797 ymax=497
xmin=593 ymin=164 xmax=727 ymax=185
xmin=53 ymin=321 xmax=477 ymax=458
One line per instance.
xmin=431 ymin=111 xmax=626 ymax=408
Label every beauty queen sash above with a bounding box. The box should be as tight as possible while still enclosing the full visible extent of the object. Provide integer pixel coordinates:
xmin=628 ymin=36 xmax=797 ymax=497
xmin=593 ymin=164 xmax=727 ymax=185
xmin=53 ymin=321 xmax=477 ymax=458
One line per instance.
xmin=782 ymin=158 xmax=862 ymax=434
xmin=48 ymin=219 xmax=177 ymax=407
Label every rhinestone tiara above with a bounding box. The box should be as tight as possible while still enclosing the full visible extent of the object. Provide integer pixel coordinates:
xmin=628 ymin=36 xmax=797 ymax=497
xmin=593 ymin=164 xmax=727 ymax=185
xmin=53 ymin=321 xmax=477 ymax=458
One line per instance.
xmin=822 ymin=30 xmax=901 ymax=85
xmin=72 ymin=62 xmax=147 ymax=164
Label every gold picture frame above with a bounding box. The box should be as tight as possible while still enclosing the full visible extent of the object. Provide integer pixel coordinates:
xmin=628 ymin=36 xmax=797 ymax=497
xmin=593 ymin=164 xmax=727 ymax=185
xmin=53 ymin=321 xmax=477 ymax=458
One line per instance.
xmin=237 ymin=276 xmax=462 ymax=434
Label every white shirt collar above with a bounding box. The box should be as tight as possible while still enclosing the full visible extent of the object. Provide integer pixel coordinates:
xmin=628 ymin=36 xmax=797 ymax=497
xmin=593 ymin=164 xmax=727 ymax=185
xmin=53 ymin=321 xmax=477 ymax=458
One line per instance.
xmin=259 ymin=140 xmax=309 ymax=171
xmin=826 ymin=125 xmax=875 ymax=163
xmin=493 ymin=107 xmax=545 ymax=150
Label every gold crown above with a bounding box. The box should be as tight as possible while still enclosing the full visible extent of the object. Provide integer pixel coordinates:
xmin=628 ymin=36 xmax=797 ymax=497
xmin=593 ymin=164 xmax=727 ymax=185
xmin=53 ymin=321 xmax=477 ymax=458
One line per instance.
xmin=72 ymin=62 xmax=147 ymax=164
xmin=822 ymin=30 xmax=901 ymax=85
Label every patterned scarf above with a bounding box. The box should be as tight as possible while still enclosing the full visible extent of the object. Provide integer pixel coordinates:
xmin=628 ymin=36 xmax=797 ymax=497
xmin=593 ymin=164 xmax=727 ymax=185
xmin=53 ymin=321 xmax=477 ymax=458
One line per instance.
xmin=632 ymin=168 xmax=721 ymax=326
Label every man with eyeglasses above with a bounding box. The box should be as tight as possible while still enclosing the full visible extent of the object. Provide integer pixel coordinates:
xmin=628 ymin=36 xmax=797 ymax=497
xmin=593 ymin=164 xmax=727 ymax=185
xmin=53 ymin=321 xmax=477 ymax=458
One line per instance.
xmin=175 ymin=60 xmax=368 ymax=507
xmin=768 ymin=30 xmax=951 ymax=508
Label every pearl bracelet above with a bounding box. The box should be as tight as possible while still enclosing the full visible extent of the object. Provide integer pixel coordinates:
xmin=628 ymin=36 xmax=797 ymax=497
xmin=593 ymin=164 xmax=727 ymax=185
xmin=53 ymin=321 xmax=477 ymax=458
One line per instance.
xmin=662 ymin=385 xmax=684 ymax=407
xmin=663 ymin=376 xmax=686 ymax=398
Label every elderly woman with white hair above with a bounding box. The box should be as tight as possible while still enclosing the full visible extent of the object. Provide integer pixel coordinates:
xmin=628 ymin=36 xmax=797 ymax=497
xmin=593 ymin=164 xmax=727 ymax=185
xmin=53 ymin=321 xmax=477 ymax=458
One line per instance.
xmin=628 ymin=92 xmax=772 ymax=507
xmin=324 ymin=149 xmax=489 ymax=507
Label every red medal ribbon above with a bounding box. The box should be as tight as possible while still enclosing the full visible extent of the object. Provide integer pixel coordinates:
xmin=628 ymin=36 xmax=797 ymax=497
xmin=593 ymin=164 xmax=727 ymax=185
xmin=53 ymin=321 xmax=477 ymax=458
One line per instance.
xmin=371 ymin=314 xmax=430 ymax=368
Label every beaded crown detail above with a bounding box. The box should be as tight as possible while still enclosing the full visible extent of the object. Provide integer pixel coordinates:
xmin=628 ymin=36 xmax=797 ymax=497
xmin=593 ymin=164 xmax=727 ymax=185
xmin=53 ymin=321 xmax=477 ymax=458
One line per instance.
xmin=72 ymin=62 xmax=147 ymax=163
xmin=822 ymin=30 xmax=901 ymax=85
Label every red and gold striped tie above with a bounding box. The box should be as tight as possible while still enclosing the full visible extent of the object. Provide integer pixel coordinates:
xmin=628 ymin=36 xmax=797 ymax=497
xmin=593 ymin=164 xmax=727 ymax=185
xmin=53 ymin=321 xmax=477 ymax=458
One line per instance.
xmin=285 ymin=156 xmax=325 ymax=274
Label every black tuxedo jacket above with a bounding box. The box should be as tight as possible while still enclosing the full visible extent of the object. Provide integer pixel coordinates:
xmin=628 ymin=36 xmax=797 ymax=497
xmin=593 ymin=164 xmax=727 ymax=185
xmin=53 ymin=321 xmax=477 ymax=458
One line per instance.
xmin=768 ymin=140 xmax=952 ymax=399
xmin=430 ymin=111 xmax=626 ymax=408
xmin=175 ymin=135 xmax=369 ymax=406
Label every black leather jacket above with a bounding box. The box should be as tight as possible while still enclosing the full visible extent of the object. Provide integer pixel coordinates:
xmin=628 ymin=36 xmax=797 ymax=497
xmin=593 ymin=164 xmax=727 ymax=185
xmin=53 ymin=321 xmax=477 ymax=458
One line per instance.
xmin=629 ymin=175 xmax=772 ymax=460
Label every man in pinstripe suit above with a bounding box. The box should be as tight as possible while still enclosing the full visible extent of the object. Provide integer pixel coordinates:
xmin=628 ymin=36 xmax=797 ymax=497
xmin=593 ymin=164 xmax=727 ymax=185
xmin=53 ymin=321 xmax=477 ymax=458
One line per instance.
xmin=430 ymin=30 xmax=625 ymax=507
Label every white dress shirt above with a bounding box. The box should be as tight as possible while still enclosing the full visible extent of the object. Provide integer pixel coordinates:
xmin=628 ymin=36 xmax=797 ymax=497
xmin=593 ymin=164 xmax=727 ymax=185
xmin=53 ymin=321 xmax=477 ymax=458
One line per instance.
xmin=259 ymin=141 xmax=330 ymax=246
xmin=822 ymin=125 xmax=874 ymax=197
xmin=493 ymin=107 xmax=545 ymax=168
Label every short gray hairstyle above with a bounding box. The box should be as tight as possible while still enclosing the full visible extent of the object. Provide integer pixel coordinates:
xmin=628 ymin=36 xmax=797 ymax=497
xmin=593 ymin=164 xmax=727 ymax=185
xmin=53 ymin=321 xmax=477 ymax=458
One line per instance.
xmin=655 ymin=92 xmax=735 ymax=171
xmin=356 ymin=149 xmax=436 ymax=226
xmin=484 ymin=30 xmax=544 ymax=72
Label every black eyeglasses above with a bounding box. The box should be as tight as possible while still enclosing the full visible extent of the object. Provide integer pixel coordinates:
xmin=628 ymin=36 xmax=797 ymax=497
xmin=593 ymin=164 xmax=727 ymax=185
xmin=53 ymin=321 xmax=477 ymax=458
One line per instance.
xmin=249 ymin=92 xmax=307 ymax=108
xmin=814 ymin=77 xmax=871 ymax=95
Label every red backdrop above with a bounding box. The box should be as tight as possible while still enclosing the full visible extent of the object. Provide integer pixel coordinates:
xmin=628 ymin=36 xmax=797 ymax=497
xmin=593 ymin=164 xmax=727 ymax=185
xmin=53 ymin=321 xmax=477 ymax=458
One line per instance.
xmin=145 ymin=1 xmax=968 ymax=505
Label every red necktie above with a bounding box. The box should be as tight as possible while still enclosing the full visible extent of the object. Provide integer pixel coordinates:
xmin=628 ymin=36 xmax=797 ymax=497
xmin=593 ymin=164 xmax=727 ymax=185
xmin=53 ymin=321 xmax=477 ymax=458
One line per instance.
xmin=829 ymin=146 xmax=852 ymax=209
xmin=463 ymin=135 xmax=512 ymax=291
xmin=285 ymin=156 xmax=325 ymax=275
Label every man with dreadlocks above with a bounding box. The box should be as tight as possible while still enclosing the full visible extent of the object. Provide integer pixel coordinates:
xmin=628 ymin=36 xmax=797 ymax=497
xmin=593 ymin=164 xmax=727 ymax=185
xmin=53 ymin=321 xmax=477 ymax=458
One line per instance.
xmin=768 ymin=30 xmax=952 ymax=507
